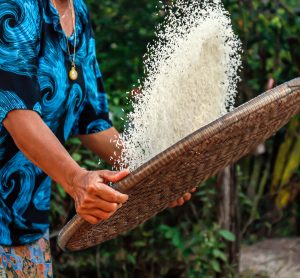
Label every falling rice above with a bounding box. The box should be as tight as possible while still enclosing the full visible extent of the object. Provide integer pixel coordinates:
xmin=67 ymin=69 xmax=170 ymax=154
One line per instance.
xmin=111 ymin=0 xmax=242 ymax=171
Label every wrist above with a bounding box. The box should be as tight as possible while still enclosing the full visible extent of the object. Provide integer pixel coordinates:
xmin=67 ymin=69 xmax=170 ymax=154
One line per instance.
xmin=61 ymin=164 xmax=87 ymax=197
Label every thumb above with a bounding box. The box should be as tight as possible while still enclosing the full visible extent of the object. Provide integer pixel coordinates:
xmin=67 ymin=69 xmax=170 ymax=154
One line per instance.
xmin=98 ymin=169 xmax=130 ymax=183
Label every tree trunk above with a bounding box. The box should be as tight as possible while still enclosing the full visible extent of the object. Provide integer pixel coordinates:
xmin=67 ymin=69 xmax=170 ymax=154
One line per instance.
xmin=216 ymin=165 xmax=240 ymax=276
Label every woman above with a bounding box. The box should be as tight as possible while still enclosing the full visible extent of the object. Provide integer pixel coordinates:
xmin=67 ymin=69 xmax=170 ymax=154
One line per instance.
xmin=0 ymin=0 xmax=195 ymax=276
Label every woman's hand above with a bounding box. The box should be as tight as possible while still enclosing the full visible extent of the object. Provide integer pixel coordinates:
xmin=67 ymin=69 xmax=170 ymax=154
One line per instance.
xmin=168 ymin=187 xmax=197 ymax=208
xmin=69 ymin=168 xmax=130 ymax=224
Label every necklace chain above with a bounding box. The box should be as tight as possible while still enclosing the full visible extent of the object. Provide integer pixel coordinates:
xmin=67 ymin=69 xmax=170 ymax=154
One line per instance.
xmin=52 ymin=0 xmax=78 ymax=80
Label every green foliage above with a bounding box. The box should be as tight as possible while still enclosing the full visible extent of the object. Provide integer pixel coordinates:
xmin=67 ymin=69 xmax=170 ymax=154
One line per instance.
xmin=225 ymin=0 xmax=300 ymax=103
xmin=50 ymin=0 xmax=300 ymax=277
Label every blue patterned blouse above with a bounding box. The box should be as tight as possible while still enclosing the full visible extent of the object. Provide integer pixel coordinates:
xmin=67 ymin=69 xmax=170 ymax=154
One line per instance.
xmin=0 ymin=0 xmax=113 ymax=245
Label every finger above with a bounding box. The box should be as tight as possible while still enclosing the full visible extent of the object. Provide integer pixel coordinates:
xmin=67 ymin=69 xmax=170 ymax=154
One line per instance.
xmin=177 ymin=197 xmax=185 ymax=206
xmin=169 ymin=200 xmax=178 ymax=208
xmin=81 ymin=214 xmax=102 ymax=225
xmin=91 ymin=182 xmax=129 ymax=204
xmin=79 ymin=197 xmax=119 ymax=213
xmin=80 ymin=208 xmax=115 ymax=221
xmin=98 ymin=169 xmax=130 ymax=183
xmin=81 ymin=200 xmax=123 ymax=213
xmin=183 ymin=193 xmax=191 ymax=201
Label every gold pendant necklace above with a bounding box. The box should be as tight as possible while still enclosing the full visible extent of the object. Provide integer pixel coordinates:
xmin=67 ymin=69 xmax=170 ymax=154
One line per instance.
xmin=52 ymin=0 xmax=78 ymax=81
xmin=69 ymin=61 xmax=78 ymax=80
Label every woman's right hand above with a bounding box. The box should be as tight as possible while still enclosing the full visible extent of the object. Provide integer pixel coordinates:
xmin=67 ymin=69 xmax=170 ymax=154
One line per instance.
xmin=68 ymin=168 xmax=130 ymax=224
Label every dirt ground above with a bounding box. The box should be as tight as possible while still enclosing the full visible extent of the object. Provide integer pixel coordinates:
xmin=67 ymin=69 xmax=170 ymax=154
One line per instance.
xmin=240 ymin=238 xmax=300 ymax=278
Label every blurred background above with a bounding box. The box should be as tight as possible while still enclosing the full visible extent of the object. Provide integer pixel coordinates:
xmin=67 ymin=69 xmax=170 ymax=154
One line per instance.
xmin=50 ymin=0 xmax=300 ymax=277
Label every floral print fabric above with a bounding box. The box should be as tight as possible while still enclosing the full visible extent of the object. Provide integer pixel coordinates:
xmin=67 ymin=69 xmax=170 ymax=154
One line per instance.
xmin=0 ymin=229 xmax=52 ymax=277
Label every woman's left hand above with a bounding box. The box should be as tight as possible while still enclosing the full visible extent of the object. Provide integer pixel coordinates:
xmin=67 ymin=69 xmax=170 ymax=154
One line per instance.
xmin=168 ymin=187 xmax=197 ymax=208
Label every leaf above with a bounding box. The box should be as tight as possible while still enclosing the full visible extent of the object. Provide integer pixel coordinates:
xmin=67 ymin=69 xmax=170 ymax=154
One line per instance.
xmin=68 ymin=137 xmax=81 ymax=145
xmin=72 ymin=153 xmax=82 ymax=162
xmin=55 ymin=183 xmax=66 ymax=198
xmin=271 ymin=122 xmax=294 ymax=193
xmin=212 ymin=249 xmax=227 ymax=262
xmin=273 ymin=118 xmax=300 ymax=209
xmin=133 ymin=241 xmax=146 ymax=247
xmin=281 ymin=136 xmax=300 ymax=185
xmin=270 ymin=16 xmax=282 ymax=29
xmin=276 ymin=189 xmax=291 ymax=209
xmin=171 ymin=230 xmax=182 ymax=248
xmin=219 ymin=230 xmax=236 ymax=242
xmin=127 ymin=254 xmax=136 ymax=264
xmin=83 ymin=159 xmax=99 ymax=167
xmin=211 ymin=260 xmax=221 ymax=273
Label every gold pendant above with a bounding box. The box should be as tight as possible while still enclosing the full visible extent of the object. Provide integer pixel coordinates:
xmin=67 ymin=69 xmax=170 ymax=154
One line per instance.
xmin=69 ymin=63 xmax=78 ymax=81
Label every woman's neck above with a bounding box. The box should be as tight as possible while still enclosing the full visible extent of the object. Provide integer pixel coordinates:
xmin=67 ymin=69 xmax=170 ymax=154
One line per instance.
xmin=52 ymin=0 xmax=75 ymax=37
xmin=53 ymin=0 xmax=69 ymax=9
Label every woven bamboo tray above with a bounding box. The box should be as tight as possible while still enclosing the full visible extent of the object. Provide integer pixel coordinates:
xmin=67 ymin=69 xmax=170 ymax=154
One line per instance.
xmin=58 ymin=78 xmax=300 ymax=251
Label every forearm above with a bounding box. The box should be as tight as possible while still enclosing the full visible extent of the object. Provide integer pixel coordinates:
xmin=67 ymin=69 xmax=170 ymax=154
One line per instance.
xmin=77 ymin=126 xmax=126 ymax=170
xmin=3 ymin=110 xmax=82 ymax=196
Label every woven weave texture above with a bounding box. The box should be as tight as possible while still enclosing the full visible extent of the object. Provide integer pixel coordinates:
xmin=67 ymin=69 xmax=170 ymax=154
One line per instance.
xmin=58 ymin=78 xmax=300 ymax=251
